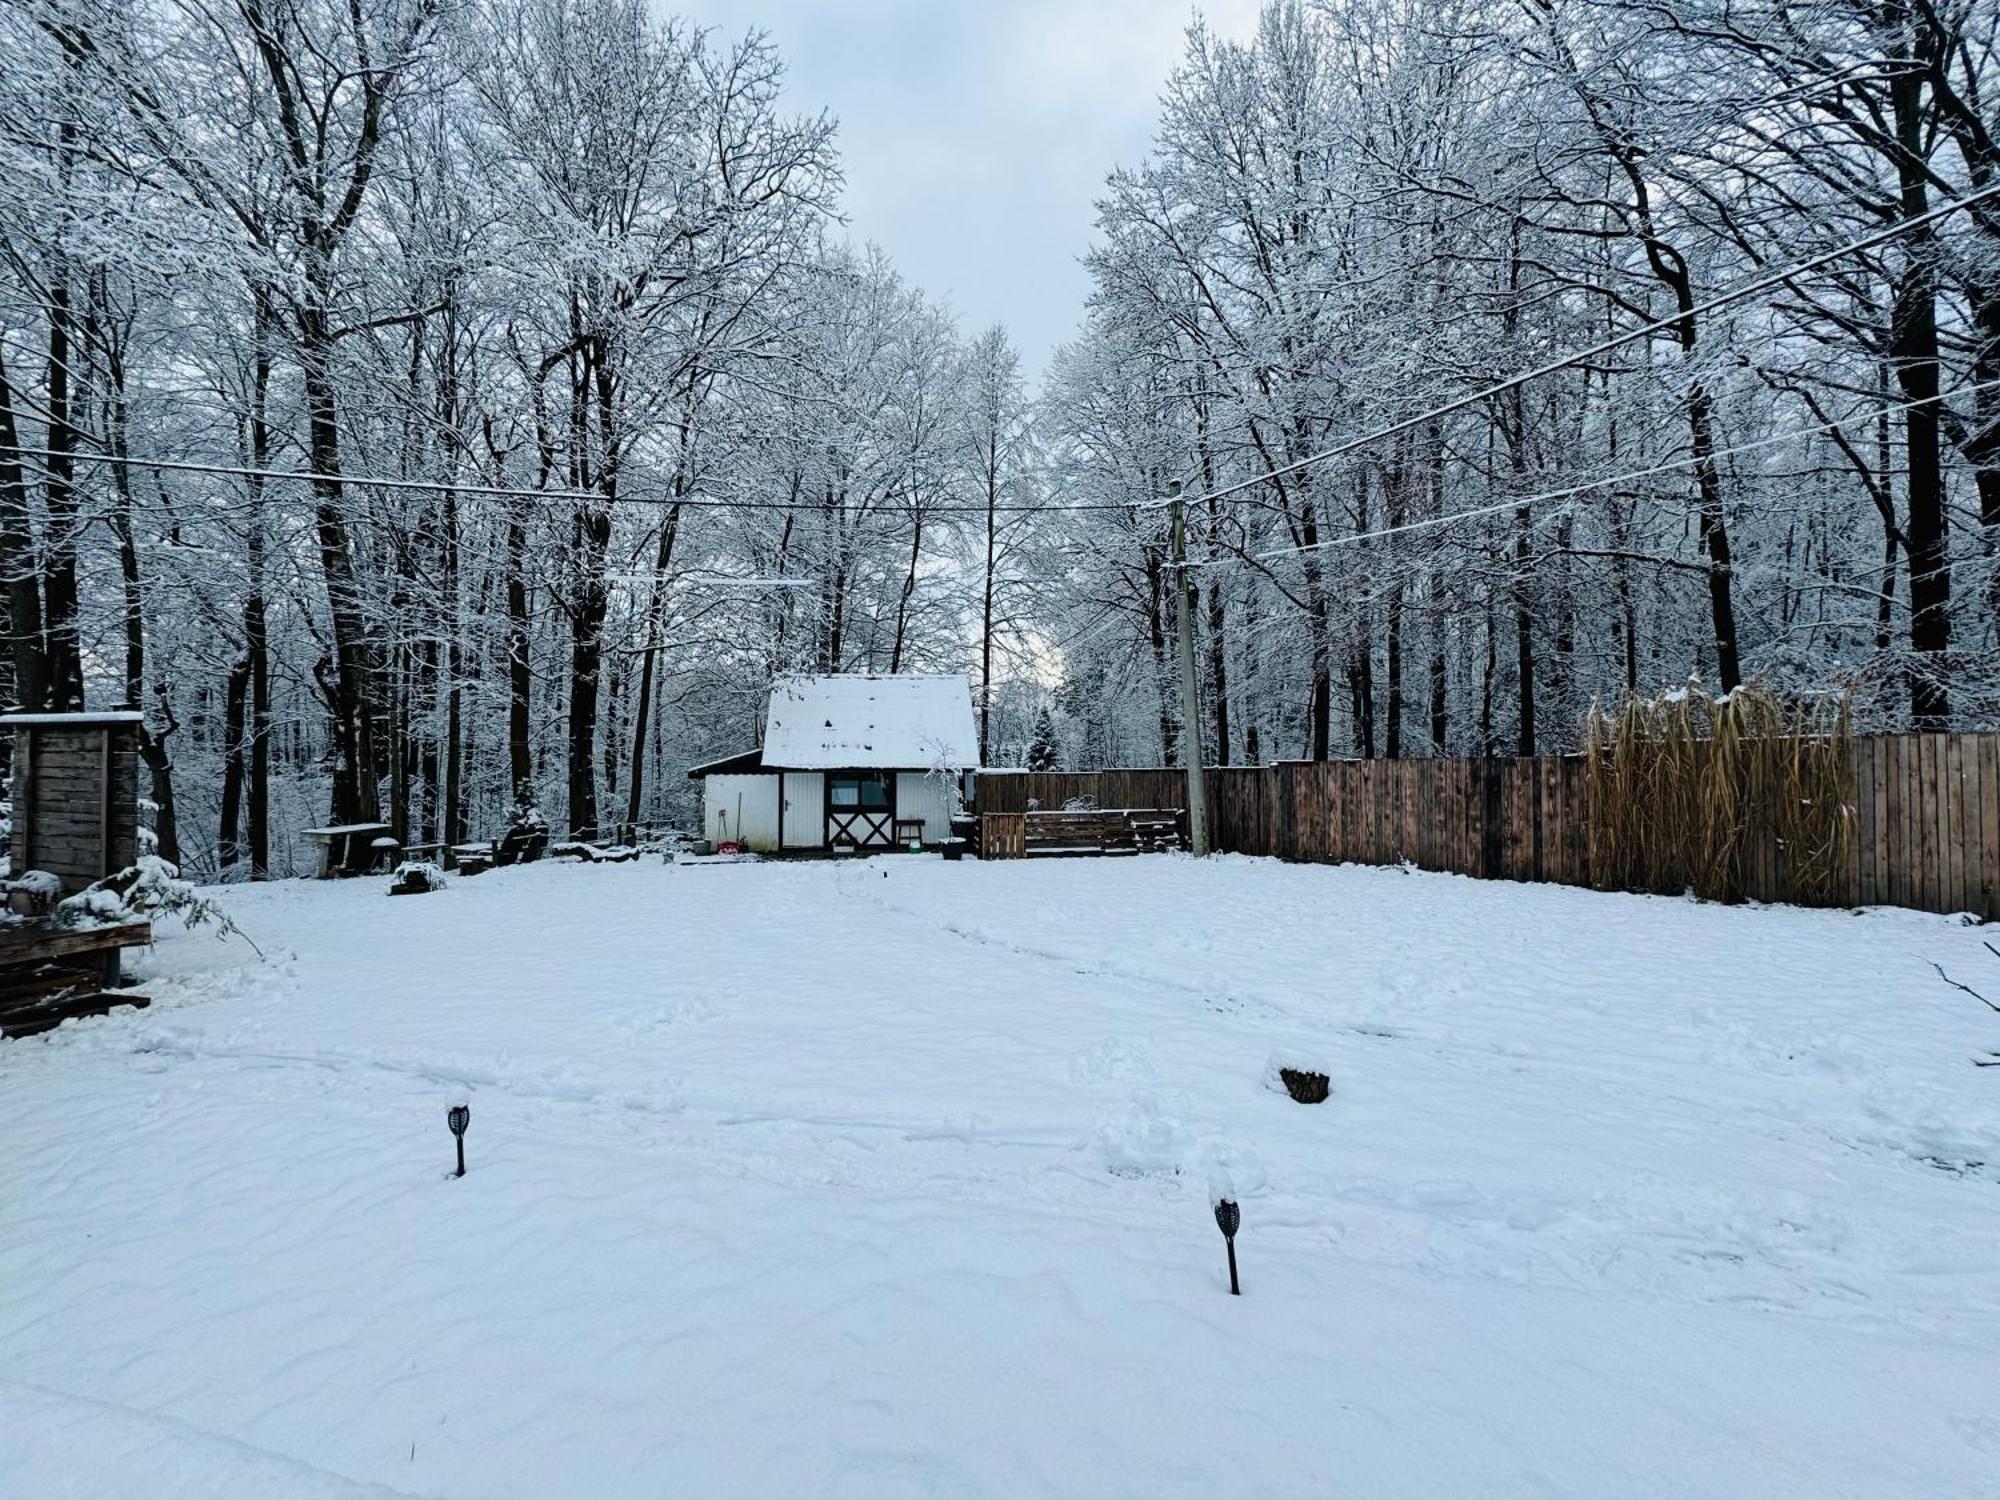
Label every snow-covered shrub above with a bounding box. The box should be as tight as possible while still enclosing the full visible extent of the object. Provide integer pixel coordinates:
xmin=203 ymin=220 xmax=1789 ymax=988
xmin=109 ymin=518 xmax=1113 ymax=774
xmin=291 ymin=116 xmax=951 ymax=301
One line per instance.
xmin=391 ymin=861 xmax=448 ymax=894
xmin=57 ymin=855 xmax=246 ymax=945
xmin=4 ymin=869 xmax=63 ymax=918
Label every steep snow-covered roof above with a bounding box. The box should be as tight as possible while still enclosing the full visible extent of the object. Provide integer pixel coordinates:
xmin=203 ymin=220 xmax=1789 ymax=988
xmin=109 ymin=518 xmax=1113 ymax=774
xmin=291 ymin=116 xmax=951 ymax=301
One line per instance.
xmin=762 ymin=674 xmax=978 ymax=769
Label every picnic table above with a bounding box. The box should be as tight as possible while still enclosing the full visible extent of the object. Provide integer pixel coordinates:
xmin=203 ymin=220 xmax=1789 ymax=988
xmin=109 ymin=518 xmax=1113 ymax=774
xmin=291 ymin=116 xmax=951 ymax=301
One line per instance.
xmin=300 ymin=824 xmax=395 ymax=879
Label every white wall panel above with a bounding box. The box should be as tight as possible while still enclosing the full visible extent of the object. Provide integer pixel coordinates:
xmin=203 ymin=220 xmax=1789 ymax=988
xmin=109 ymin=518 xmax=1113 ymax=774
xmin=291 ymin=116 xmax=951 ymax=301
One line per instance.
xmin=895 ymin=772 xmax=958 ymax=843
xmin=703 ymin=775 xmax=780 ymax=851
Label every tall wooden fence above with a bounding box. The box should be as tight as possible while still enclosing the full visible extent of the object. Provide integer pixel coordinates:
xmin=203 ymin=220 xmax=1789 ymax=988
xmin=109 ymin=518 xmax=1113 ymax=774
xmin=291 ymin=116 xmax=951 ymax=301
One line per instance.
xmin=974 ymin=734 xmax=2000 ymax=920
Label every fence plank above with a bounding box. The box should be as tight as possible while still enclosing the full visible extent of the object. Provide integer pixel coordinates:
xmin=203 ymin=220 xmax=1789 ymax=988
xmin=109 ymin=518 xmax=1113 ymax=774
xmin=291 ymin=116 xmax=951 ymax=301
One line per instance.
xmin=1542 ymin=756 xmax=1561 ymax=884
xmin=1952 ymin=735 xmax=1973 ymax=914
xmin=1874 ymin=735 xmax=1891 ymax=905
xmin=1409 ymin=761 xmax=1424 ymax=866
xmin=1885 ymin=737 xmax=1901 ymax=907
xmin=1854 ymin=738 xmax=1876 ymax=906
xmin=1926 ymin=736 xmax=1944 ymax=912
xmin=1892 ymin=736 xmax=1907 ymax=908
xmin=1946 ymin=733 xmax=1962 ymax=912
xmin=1982 ymin=736 xmax=2000 ymax=919
xmin=1966 ymin=737 xmax=1985 ymax=916
xmin=1930 ymin=733 xmax=1948 ymax=912
xmin=1945 ymin=741 xmax=1962 ymax=913
xmin=1966 ymin=738 xmax=1985 ymax=916
xmin=1924 ymin=734 xmax=1943 ymax=912
xmin=1907 ymin=733 xmax=1924 ymax=909
xmin=1956 ymin=738 xmax=1973 ymax=912
xmin=1913 ymin=733 xmax=1929 ymax=911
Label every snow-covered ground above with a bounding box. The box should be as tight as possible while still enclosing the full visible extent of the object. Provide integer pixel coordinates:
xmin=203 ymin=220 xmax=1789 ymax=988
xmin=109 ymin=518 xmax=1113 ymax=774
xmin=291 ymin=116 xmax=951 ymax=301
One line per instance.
xmin=3 ymin=854 xmax=1997 ymax=1497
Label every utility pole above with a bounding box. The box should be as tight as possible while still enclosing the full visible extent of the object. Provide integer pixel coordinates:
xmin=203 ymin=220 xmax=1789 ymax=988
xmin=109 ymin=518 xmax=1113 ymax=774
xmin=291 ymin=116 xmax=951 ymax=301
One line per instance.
xmin=1167 ymin=481 xmax=1210 ymax=855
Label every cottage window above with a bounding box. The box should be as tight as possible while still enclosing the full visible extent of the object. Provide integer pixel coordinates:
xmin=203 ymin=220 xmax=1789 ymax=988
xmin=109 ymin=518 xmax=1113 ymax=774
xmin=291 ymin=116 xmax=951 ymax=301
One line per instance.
xmin=828 ymin=774 xmax=891 ymax=810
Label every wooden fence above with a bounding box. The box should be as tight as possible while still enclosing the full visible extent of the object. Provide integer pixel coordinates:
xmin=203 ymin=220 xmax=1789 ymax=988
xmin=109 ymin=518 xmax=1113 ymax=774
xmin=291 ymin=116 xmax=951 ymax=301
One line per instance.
xmin=974 ymin=734 xmax=2000 ymax=920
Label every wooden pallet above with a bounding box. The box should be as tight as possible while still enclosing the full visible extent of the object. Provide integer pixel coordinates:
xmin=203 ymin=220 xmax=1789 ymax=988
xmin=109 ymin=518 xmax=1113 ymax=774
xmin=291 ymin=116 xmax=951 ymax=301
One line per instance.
xmin=1 ymin=988 xmax=151 ymax=1038
xmin=0 ymin=918 xmax=154 ymax=1039
xmin=1023 ymin=809 xmax=1186 ymax=858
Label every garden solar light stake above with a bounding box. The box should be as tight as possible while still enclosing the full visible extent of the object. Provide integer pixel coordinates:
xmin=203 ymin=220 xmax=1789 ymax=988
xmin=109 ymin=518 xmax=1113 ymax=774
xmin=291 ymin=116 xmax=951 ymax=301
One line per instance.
xmin=1210 ymin=1171 xmax=1241 ymax=1294
xmin=448 ymin=1103 xmax=470 ymax=1178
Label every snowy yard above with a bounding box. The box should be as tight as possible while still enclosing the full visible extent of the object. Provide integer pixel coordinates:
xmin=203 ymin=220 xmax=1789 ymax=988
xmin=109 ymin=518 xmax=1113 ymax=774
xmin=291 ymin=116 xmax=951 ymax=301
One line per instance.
xmin=3 ymin=854 xmax=1998 ymax=1498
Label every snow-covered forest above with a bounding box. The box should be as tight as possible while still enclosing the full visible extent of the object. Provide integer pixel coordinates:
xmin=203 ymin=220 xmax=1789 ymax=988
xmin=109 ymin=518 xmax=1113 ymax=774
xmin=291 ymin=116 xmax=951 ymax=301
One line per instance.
xmin=4 ymin=0 xmax=1999 ymax=873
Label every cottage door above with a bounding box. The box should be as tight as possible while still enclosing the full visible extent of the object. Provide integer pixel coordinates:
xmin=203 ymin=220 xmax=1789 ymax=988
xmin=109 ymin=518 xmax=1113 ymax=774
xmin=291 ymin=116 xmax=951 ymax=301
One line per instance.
xmin=825 ymin=772 xmax=894 ymax=849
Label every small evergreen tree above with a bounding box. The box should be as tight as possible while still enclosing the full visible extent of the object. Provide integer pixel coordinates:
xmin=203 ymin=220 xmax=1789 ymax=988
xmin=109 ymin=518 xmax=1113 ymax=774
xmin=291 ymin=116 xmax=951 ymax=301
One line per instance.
xmin=1025 ymin=707 xmax=1063 ymax=772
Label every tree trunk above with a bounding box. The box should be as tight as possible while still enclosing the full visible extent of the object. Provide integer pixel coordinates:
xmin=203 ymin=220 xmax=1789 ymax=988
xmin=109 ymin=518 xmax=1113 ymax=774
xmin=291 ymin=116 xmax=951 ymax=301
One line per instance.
xmin=1514 ymin=501 xmax=1536 ymax=757
xmin=245 ymin=305 xmax=272 ymax=877
xmin=890 ymin=511 xmax=923 ymax=674
xmin=1428 ymin=639 xmax=1448 ymax=753
xmin=979 ymin=430 xmax=998 ymax=763
xmin=624 ymin=500 xmax=684 ymax=833
xmin=41 ymin=249 xmax=84 ymax=710
xmin=506 ymin=494 xmax=532 ymax=806
xmin=1384 ymin=463 xmax=1405 ymax=760
xmin=219 ymin=655 xmax=250 ymax=874
xmin=0 ymin=348 xmax=49 ymax=711
xmin=1892 ymin=15 xmax=1951 ymax=728
xmin=437 ymin=303 xmax=465 ymax=850
xmin=1206 ymin=577 xmax=1231 ymax=766
xmin=300 ymin=298 xmax=382 ymax=824
xmin=102 ymin=322 xmax=180 ymax=866
xmin=566 ymin=333 xmax=617 ymax=841
xmin=1146 ymin=545 xmax=1177 ymax=763
xmin=1240 ymin=585 xmax=1262 ymax=764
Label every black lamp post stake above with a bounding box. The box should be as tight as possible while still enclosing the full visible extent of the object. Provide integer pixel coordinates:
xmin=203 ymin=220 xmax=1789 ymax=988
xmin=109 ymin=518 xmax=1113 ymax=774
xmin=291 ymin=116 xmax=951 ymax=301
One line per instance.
xmin=1213 ymin=1196 xmax=1241 ymax=1295
xmin=447 ymin=1102 xmax=470 ymax=1178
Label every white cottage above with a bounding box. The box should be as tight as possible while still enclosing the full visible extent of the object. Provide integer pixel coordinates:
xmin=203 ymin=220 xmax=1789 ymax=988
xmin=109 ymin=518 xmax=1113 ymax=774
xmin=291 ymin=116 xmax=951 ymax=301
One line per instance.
xmin=690 ymin=674 xmax=979 ymax=853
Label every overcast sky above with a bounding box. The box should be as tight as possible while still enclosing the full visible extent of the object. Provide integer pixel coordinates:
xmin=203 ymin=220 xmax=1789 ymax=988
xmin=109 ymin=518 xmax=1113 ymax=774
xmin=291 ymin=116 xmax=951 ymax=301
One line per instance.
xmin=668 ymin=0 xmax=1264 ymax=380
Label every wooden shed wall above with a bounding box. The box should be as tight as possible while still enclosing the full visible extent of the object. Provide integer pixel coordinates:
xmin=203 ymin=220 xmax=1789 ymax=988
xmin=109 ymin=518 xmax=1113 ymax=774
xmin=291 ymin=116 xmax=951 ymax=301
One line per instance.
xmin=9 ymin=724 xmax=141 ymax=893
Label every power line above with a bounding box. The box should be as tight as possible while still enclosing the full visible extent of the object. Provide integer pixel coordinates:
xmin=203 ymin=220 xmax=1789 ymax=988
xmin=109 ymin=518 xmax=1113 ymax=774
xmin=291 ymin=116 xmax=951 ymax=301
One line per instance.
xmin=9 ymin=188 xmax=1993 ymax=531
xmin=1166 ymin=180 xmax=2000 ymax=512
xmin=0 ymin=444 xmax=1140 ymax=516
xmin=1196 ymin=376 xmax=2000 ymax=570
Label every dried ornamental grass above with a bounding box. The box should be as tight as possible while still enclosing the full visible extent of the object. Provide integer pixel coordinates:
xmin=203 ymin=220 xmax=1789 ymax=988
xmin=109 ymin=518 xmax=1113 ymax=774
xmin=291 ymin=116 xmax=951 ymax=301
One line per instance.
xmin=1586 ymin=683 xmax=1852 ymax=904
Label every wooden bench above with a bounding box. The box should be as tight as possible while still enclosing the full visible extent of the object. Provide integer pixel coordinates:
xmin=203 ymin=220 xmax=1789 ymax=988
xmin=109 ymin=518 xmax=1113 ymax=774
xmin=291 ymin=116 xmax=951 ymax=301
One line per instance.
xmin=449 ymin=842 xmax=494 ymax=876
xmin=0 ymin=918 xmax=153 ymax=1038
